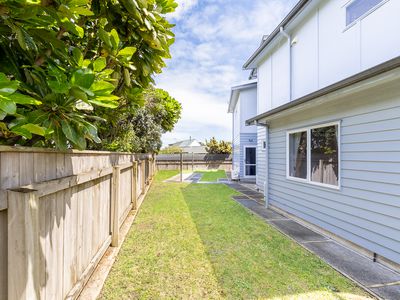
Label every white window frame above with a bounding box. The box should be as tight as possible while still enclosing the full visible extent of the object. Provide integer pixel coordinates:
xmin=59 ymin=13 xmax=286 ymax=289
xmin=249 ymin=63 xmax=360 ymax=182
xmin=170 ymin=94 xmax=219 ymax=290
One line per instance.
xmin=286 ymin=121 xmax=341 ymax=190
xmin=343 ymin=0 xmax=389 ymax=30
xmin=243 ymin=145 xmax=257 ymax=178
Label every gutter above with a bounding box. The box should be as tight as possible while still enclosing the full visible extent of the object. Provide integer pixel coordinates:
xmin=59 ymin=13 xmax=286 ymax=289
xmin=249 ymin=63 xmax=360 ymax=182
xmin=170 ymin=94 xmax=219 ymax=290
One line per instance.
xmin=246 ymin=55 xmax=400 ymax=125
xmin=243 ymin=0 xmax=310 ymax=69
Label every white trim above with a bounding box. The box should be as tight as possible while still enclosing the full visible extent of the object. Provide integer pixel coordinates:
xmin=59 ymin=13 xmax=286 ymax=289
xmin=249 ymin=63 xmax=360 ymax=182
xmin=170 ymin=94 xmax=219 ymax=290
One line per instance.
xmin=286 ymin=121 xmax=341 ymax=190
xmin=243 ymin=145 xmax=257 ymax=178
xmin=343 ymin=0 xmax=389 ymax=31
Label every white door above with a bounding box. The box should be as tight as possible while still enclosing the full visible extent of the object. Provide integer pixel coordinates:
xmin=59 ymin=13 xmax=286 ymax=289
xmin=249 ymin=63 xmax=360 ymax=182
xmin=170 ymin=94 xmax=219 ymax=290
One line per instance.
xmin=244 ymin=146 xmax=256 ymax=177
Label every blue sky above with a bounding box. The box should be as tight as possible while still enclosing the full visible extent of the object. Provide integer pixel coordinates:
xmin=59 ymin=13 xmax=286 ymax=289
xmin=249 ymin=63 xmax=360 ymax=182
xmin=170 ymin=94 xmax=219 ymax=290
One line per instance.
xmin=156 ymin=0 xmax=297 ymax=146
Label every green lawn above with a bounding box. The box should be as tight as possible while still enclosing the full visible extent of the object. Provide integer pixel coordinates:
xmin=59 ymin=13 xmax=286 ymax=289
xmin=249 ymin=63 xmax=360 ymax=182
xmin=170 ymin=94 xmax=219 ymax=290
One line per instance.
xmin=197 ymin=169 xmax=227 ymax=182
xmin=100 ymin=171 xmax=371 ymax=299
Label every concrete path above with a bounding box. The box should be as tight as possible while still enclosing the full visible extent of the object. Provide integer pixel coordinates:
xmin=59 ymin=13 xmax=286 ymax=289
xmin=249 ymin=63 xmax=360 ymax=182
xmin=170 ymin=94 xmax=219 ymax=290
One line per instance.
xmin=226 ymin=182 xmax=400 ymax=300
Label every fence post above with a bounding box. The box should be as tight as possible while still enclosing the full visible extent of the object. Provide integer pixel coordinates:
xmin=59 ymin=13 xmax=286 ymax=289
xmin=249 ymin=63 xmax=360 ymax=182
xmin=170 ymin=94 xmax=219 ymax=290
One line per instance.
xmin=132 ymin=161 xmax=137 ymax=210
xmin=7 ymin=188 xmax=40 ymax=300
xmin=141 ymin=160 xmax=146 ymax=193
xmin=180 ymin=152 xmax=183 ymax=182
xmin=111 ymin=166 xmax=121 ymax=247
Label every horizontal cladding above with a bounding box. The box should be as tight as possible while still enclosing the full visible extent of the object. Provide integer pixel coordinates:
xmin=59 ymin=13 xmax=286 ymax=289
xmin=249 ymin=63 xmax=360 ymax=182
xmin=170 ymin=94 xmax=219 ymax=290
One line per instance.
xmin=268 ymin=98 xmax=400 ymax=264
xmin=239 ymin=133 xmax=257 ymax=178
xmin=257 ymin=127 xmax=266 ymax=189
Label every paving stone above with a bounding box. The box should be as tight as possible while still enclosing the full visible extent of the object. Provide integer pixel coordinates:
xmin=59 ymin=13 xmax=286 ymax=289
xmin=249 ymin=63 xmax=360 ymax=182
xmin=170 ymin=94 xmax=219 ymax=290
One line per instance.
xmin=234 ymin=199 xmax=287 ymax=220
xmin=370 ymin=284 xmax=400 ymax=300
xmin=305 ymin=241 xmax=400 ymax=287
xmin=270 ymin=219 xmax=328 ymax=243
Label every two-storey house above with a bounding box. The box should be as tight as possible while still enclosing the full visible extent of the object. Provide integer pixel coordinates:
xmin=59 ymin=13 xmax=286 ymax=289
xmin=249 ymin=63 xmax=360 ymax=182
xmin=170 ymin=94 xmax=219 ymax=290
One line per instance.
xmin=241 ymin=0 xmax=400 ymax=270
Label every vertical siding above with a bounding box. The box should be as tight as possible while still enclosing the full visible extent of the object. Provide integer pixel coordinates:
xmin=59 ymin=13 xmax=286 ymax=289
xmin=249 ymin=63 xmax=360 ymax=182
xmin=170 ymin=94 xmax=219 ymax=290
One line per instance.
xmin=256 ymin=126 xmax=267 ymax=190
xmin=266 ymin=92 xmax=400 ymax=265
xmin=239 ymin=133 xmax=257 ymax=178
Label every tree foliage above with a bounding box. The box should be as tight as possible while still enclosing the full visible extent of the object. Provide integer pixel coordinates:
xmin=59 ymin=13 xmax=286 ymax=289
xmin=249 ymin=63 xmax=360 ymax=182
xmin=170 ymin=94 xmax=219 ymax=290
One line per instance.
xmin=0 ymin=0 xmax=177 ymax=150
xmin=88 ymin=86 xmax=182 ymax=153
xmin=159 ymin=145 xmax=181 ymax=154
xmin=205 ymin=137 xmax=232 ymax=154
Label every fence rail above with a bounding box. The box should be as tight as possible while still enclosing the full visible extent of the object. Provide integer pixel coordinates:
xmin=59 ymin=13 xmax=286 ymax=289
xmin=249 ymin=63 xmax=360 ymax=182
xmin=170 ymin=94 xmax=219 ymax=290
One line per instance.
xmin=0 ymin=146 xmax=155 ymax=300
xmin=156 ymin=153 xmax=232 ymax=171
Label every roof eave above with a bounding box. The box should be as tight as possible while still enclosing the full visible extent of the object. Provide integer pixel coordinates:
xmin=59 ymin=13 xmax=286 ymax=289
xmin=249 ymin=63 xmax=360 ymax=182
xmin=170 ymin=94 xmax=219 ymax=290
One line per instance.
xmin=243 ymin=0 xmax=310 ymax=70
xmin=246 ymin=55 xmax=400 ymax=125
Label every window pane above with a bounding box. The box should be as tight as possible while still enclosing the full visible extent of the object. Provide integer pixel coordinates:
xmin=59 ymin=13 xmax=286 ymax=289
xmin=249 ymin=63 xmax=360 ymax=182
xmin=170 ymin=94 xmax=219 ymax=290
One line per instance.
xmin=245 ymin=147 xmax=256 ymax=164
xmin=346 ymin=0 xmax=384 ymax=25
xmin=245 ymin=165 xmax=256 ymax=176
xmin=289 ymin=131 xmax=307 ymax=179
xmin=311 ymin=125 xmax=339 ymax=186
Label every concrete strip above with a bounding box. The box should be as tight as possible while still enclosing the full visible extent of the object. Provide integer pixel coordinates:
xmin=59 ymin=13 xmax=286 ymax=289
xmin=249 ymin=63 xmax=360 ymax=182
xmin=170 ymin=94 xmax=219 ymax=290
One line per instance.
xmin=304 ymin=241 xmax=400 ymax=287
xmin=369 ymin=285 xmax=400 ymax=299
xmin=270 ymin=219 xmax=329 ymax=243
xmin=227 ymin=182 xmax=400 ymax=300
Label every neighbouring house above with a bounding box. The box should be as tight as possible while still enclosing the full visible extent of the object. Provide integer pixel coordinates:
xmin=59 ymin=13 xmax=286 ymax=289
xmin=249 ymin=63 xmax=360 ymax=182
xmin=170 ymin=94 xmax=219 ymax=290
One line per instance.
xmin=168 ymin=138 xmax=206 ymax=153
xmin=234 ymin=0 xmax=400 ymax=271
xmin=228 ymin=80 xmax=257 ymax=180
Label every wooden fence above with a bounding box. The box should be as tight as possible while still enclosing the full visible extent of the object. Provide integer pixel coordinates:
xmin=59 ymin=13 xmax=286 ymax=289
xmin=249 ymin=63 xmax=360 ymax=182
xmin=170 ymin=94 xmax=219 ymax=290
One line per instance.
xmin=156 ymin=153 xmax=232 ymax=171
xmin=0 ymin=146 xmax=156 ymax=300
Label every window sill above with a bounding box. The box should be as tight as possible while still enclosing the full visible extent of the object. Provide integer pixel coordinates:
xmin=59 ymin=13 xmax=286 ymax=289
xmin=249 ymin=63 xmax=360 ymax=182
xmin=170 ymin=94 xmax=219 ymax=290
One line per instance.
xmin=286 ymin=176 xmax=341 ymax=191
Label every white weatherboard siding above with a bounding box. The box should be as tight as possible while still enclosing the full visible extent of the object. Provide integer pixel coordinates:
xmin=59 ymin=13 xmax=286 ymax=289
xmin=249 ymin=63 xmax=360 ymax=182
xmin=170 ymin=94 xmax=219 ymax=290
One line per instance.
xmin=256 ymin=126 xmax=267 ymax=190
xmin=256 ymin=0 xmax=400 ymax=111
xmin=239 ymin=89 xmax=257 ymax=133
xmin=232 ymin=103 xmax=241 ymax=178
xmin=266 ymin=83 xmax=400 ymax=265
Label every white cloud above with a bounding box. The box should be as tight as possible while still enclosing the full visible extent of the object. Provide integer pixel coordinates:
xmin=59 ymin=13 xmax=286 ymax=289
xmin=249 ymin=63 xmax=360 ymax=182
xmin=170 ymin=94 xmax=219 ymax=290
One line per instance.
xmin=169 ymin=0 xmax=198 ymax=20
xmin=157 ymin=0 xmax=297 ymax=146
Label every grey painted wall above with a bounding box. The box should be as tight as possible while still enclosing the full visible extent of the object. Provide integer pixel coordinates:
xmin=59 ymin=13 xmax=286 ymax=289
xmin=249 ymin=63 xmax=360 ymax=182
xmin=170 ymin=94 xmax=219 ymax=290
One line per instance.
xmin=256 ymin=126 xmax=267 ymax=190
xmin=264 ymin=87 xmax=400 ymax=265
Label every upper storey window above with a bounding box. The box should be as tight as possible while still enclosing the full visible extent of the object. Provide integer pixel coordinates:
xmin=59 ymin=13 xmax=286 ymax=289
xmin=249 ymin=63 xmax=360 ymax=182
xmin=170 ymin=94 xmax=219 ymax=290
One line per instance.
xmin=346 ymin=0 xmax=386 ymax=26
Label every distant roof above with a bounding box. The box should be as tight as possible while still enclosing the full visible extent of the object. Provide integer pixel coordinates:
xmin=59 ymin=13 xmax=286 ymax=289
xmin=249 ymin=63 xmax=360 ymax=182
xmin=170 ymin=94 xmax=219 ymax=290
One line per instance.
xmin=169 ymin=139 xmax=201 ymax=147
xmin=228 ymin=80 xmax=257 ymax=113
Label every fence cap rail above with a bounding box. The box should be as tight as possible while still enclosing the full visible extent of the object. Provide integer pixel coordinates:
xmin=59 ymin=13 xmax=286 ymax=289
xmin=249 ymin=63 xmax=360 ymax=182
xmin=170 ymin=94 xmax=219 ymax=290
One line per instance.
xmin=0 ymin=145 xmax=155 ymax=156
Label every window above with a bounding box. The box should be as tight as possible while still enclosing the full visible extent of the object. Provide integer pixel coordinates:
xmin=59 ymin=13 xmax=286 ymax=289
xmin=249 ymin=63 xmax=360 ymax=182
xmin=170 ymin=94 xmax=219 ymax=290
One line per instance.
xmin=288 ymin=131 xmax=307 ymax=180
xmin=346 ymin=0 xmax=385 ymax=26
xmin=287 ymin=123 xmax=340 ymax=188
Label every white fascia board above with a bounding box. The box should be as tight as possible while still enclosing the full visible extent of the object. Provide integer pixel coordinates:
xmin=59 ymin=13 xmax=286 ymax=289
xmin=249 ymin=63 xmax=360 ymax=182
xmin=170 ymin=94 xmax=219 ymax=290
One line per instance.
xmin=228 ymin=80 xmax=257 ymax=113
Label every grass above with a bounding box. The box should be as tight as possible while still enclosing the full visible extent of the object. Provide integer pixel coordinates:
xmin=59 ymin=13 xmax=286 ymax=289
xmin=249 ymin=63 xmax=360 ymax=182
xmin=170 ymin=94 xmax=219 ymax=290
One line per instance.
xmin=196 ymin=169 xmax=227 ymax=182
xmin=100 ymin=171 xmax=372 ymax=299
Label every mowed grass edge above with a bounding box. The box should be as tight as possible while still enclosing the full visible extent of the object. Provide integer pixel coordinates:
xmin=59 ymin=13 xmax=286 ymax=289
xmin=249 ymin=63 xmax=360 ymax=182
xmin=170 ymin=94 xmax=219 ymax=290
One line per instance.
xmin=99 ymin=170 xmax=372 ymax=299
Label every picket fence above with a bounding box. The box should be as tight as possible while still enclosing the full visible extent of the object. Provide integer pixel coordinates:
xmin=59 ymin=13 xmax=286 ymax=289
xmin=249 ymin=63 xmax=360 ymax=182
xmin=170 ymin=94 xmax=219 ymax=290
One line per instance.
xmin=0 ymin=146 xmax=155 ymax=300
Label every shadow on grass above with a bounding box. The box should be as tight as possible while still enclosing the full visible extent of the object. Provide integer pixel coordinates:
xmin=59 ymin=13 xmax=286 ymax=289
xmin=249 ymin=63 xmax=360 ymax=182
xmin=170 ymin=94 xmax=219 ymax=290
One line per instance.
xmin=180 ymin=182 xmax=371 ymax=299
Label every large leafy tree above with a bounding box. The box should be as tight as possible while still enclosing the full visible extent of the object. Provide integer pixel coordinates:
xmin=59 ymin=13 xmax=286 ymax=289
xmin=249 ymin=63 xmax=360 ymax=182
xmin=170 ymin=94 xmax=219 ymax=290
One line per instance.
xmin=89 ymin=86 xmax=181 ymax=153
xmin=0 ymin=0 xmax=177 ymax=149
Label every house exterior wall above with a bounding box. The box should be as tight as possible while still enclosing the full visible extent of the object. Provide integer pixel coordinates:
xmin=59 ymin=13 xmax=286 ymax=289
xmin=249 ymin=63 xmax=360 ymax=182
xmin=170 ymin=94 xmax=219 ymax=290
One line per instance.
xmin=232 ymin=103 xmax=241 ymax=178
xmin=239 ymin=133 xmax=257 ymax=178
xmin=265 ymin=84 xmax=400 ymax=265
xmin=239 ymin=89 xmax=258 ymax=133
xmin=231 ymin=85 xmax=257 ymax=179
xmin=256 ymin=126 xmax=267 ymax=190
xmin=256 ymin=0 xmax=400 ymax=112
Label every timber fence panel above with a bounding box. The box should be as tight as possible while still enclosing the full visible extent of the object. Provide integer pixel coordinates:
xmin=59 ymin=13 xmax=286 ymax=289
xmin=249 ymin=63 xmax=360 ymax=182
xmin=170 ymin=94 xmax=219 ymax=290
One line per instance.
xmin=156 ymin=153 xmax=232 ymax=171
xmin=0 ymin=146 xmax=153 ymax=300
